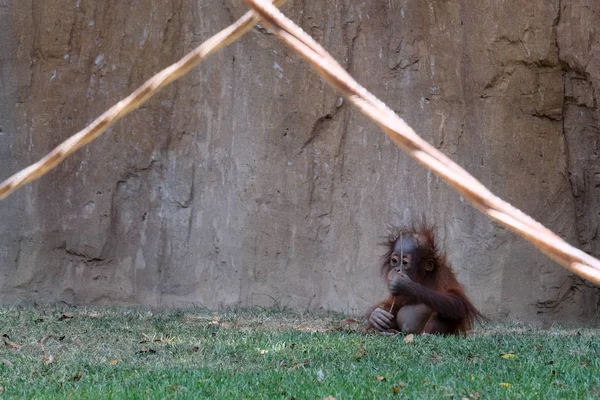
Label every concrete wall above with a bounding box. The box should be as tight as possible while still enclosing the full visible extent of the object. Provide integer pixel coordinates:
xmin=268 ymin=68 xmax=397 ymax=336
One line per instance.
xmin=0 ymin=0 xmax=598 ymax=324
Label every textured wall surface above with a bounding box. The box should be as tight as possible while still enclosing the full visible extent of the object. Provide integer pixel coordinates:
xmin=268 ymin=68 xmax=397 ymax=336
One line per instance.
xmin=0 ymin=0 xmax=598 ymax=324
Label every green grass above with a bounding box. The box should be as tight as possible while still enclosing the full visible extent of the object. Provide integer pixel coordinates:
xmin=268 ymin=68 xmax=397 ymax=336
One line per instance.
xmin=0 ymin=307 xmax=598 ymax=399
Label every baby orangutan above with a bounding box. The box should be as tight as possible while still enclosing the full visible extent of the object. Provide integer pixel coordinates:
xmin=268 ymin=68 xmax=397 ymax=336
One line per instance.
xmin=367 ymin=224 xmax=483 ymax=335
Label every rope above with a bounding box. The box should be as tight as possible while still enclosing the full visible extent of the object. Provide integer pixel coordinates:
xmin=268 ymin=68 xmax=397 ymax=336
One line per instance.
xmin=0 ymin=0 xmax=599 ymax=285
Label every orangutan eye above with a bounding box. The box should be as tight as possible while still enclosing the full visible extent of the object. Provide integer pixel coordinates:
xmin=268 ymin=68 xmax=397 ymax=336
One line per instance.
xmin=391 ymin=256 xmax=399 ymax=266
xmin=402 ymin=259 xmax=408 ymax=266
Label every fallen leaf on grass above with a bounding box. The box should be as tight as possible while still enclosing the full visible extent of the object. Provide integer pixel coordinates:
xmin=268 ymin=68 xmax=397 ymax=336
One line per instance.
xmin=316 ymin=370 xmax=325 ymax=382
xmin=169 ymin=385 xmax=186 ymax=392
xmin=432 ymin=353 xmax=442 ymax=360
xmin=404 ymin=334 xmax=415 ymax=344
xmin=592 ymin=386 xmax=600 ymax=396
xmin=260 ymin=349 xmax=269 ymax=355
xmin=138 ymin=348 xmax=156 ymax=354
xmin=73 ymin=373 xmax=83 ymax=382
xmin=354 ymin=344 xmax=367 ymax=359
xmin=376 ymin=376 xmax=386 ymax=382
xmin=59 ymin=313 xmax=73 ymax=321
xmin=500 ymin=351 xmax=517 ymax=360
xmin=0 ymin=386 xmax=4 ymax=393
xmin=109 ymin=360 xmax=120 ymax=366
xmin=392 ymin=381 xmax=406 ymax=393
xmin=291 ymin=358 xmax=311 ymax=369
xmin=40 ymin=354 xmax=54 ymax=365
xmin=322 ymin=397 xmax=336 ymax=400
xmin=344 ymin=318 xmax=358 ymax=324
xmin=4 ymin=340 xmax=21 ymax=350
xmin=499 ymin=382 xmax=511 ymax=388
xmin=469 ymin=392 xmax=481 ymax=399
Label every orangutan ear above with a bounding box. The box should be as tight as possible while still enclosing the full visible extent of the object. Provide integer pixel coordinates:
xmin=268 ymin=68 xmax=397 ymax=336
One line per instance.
xmin=425 ymin=259 xmax=435 ymax=272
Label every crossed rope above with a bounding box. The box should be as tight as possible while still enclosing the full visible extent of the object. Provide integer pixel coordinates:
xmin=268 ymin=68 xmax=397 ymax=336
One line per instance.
xmin=1 ymin=0 xmax=599 ymax=285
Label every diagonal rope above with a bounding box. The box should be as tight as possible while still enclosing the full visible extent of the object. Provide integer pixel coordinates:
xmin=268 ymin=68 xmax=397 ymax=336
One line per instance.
xmin=243 ymin=0 xmax=600 ymax=285
xmin=0 ymin=0 xmax=286 ymax=201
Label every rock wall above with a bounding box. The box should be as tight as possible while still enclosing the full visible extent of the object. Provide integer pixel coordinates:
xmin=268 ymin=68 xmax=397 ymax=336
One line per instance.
xmin=0 ymin=0 xmax=598 ymax=324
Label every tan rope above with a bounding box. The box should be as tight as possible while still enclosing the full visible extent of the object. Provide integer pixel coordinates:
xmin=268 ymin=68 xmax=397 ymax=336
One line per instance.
xmin=0 ymin=0 xmax=286 ymax=200
xmin=0 ymin=0 xmax=598 ymax=286
xmin=243 ymin=0 xmax=600 ymax=285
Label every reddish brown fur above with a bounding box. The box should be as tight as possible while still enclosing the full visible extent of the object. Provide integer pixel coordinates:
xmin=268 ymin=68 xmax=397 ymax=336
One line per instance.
xmin=369 ymin=223 xmax=483 ymax=335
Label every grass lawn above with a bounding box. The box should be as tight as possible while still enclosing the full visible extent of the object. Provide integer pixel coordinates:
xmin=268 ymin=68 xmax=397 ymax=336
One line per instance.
xmin=0 ymin=307 xmax=598 ymax=399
